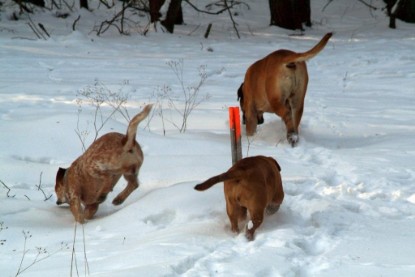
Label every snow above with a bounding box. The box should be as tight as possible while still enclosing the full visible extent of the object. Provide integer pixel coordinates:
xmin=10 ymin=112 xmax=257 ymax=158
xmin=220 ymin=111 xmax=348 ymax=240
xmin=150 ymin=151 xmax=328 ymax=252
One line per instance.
xmin=1 ymin=0 xmax=415 ymax=276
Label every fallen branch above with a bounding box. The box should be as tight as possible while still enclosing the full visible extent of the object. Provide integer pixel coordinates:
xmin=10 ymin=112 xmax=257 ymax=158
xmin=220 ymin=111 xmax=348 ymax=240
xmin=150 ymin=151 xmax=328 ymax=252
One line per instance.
xmin=184 ymin=0 xmax=247 ymax=15
xmin=27 ymin=16 xmax=48 ymax=40
xmin=72 ymin=15 xmax=81 ymax=31
xmin=1 ymin=179 xmax=15 ymax=198
xmin=322 ymin=0 xmax=334 ymax=12
xmin=27 ymin=22 xmax=42 ymax=39
xmin=357 ymin=0 xmax=377 ymax=10
xmin=204 ymin=23 xmax=212 ymax=38
xmin=36 ymin=172 xmax=52 ymax=201
xmin=323 ymin=0 xmax=377 ymax=12
xmin=38 ymin=23 xmax=50 ymax=37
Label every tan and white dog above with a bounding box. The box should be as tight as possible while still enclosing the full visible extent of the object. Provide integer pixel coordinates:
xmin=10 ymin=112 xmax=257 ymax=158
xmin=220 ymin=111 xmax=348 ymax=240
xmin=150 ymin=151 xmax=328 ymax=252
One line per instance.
xmin=238 ymin=33 xmax=332 ymax=146
xmin=55 ymin=104 xmax=152 ymax=223
xmin=194 ymin=156 xmax=284 ymax=241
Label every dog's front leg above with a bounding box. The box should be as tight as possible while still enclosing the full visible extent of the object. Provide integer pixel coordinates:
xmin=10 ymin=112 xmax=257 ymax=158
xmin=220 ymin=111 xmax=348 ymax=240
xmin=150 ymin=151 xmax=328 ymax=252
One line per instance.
xmin=245 ymin=110 xmax=258 ymax=136
xmin=112 ymin=173 xmax=139 ymax=205
xmin=265 ymin=203 xmax=281 ymax=215
xmin=226 ymin=202 xmax=241 ymax=233
xmin=70 ymin=198 xmax=85 ymax=224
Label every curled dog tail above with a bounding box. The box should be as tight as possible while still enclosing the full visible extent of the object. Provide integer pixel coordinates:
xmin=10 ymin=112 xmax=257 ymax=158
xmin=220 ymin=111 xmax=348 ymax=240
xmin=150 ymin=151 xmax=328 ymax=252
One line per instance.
xmin=123 ymin=104 xmax=153 ymax=150
xmin=194 ymin=170 xmax=242 ymax=191
xmin=284 ymin=32 xmax=332 ymax=63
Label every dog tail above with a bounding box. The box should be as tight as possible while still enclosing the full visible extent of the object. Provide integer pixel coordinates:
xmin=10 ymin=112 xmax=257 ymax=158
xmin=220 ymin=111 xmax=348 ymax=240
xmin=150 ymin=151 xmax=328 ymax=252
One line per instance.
xmin=194 ymin=170 xmax=242 ymax=191
xmin=123 ymin=104 xmax=153 ymax=150
xmin=284 ymin=32 xmax=332 ymax=63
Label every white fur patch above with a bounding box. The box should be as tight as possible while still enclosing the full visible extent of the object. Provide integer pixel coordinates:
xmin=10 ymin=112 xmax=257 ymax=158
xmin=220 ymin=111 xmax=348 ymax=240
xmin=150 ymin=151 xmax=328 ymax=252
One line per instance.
xmin=247 ymin=220 xmax=254 ymax=230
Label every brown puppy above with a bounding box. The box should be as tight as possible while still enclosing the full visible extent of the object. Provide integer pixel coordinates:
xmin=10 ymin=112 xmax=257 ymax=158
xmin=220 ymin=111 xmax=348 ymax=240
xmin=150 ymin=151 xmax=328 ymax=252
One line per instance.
xmin=238 ymin=33 xmax=332 ymax=146
xmin=194 ymin=156 xmax=284 ymax=241
xmin=55 ymin=104 xmax=152 ymax=223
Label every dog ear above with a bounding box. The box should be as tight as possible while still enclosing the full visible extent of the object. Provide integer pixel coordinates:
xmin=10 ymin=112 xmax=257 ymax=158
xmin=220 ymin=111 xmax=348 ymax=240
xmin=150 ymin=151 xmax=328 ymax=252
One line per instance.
xmin=271 ymin=159 xmax=281 ymax=172
xmin=56 ymin=167 xmax=67 ymax=183
xmin=237 ymin=83 xmax=244 ymax=101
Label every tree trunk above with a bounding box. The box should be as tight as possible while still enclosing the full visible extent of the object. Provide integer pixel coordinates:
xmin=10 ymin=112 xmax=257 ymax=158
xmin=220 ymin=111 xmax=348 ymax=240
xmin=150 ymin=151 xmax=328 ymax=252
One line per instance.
xmin=302 ymin=0 xmax=312 ymax=27
xmin=161 ymin=0 xmax=183 ymax=33
xmin=80 ymin=0 xmax=88 ymax=10
xmin=269 ymin=0 xmax=277 ymax=25
xmin=385 ymin=0 xmax=415 ymax=28
xmin=150 ymin=0 xmax=166 ymax=23
xmin=269 ymin=0 xmax=311 ymax=30
xmin=395 ymin=0 xmax=415 ymax=23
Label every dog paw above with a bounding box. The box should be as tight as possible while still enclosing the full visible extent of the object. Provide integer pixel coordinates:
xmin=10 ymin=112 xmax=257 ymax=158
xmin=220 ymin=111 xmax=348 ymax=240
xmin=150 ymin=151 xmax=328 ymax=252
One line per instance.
xmin=287 ymin=133 xmax=299 ymax=147
xmin=266 ymin=204 xmax=280 ymax=215
xmin=244 ymin=221 xmax=256 ymax=241
xmin=112 ymin=197 xmax=125 ymax=205
xmin=245 ymin=230 xmax=254 ymax=241
xmin=231 ymin=226 xmax=240 ymax=234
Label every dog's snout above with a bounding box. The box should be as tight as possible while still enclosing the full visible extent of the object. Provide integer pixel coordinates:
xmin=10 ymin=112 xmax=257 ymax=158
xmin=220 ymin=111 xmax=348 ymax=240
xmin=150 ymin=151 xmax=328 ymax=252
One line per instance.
xmin=56 ymin=200 xmax=62 ymax=205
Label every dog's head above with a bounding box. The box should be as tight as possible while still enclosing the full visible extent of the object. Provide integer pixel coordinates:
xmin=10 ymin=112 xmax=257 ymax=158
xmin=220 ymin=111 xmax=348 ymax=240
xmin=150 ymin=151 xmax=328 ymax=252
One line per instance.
xmin=55 ymin=167 xmax=68 ymax=205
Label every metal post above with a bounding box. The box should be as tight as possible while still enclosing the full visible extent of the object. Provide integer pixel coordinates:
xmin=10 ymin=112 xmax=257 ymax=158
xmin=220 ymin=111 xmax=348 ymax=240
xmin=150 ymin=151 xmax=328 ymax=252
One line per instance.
xmin=229 ymin=107 xmax=242 ymax=165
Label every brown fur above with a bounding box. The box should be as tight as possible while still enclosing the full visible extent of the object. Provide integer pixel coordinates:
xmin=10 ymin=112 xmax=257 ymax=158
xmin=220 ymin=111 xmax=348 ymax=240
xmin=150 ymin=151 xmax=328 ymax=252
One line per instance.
xmin=194 ymin=156 xmax=284 ymax=241
xmin=238 ymin=33 xmax=332 ymax=146
xmin=55 ymin=104 xmax=152 ymax=223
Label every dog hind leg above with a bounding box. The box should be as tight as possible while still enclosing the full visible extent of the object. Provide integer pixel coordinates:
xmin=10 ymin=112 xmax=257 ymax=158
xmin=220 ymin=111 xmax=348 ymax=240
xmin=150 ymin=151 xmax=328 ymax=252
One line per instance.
xmin=245 ymin=208 xmax=264 ymax=241
xmin=112 ymin=173 xmax=139 ymax=205
xmin=238 ymin=206 xmax=247 ymax=222
xmin=286 ymin=93 xmax=305 ymax=146
xmin=245 ymin=110 xmax=259 ymax=136
xmin=226 ymin=200 xmax=246 ymax=233
xmin=282 ymin=100 xmax=299 ymax=147
xmin=271 ymin=97 xmax=298 ymax=146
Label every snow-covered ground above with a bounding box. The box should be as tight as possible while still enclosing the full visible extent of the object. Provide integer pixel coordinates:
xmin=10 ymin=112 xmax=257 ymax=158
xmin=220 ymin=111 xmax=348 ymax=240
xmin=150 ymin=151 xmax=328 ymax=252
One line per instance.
xmin=1 ymin=0 xmax=415 ymax=276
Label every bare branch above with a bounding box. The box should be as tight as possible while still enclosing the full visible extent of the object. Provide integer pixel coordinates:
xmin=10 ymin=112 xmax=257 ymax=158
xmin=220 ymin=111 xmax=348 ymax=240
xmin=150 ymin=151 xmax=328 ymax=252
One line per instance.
xmin=72 ymin=15 xmax=81 ymax=31
xmin=322 ymin=0 xmax=334 ymax=12
xmin=357 ymin=0 xmax=377 ymax=10
xmin=224 ymin=0 xmax=240 ymax=39
xmin=76 ymin=81 xmax=131 ymax=150
xmin=36 ymin=172 xmax=52 ymax=201
xmin=184 ymin=0 xmax=249 ymax=15
xmin=1 ymin=179 xmax=15 ymax=198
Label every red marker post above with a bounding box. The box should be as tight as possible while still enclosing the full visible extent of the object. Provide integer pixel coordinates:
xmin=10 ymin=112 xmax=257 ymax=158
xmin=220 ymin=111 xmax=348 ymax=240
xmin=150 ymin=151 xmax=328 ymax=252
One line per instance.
xmin=229 ymin=107 xmax=242 ymax=165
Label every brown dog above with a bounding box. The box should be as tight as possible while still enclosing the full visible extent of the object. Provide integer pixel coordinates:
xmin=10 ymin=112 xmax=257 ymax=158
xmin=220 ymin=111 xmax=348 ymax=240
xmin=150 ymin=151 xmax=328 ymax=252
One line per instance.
xmin=55 ymin=104 xmax=152 ymax=223
xmin=194 ymin=156 xmax=284 ymax=240
xmin=238 ymin=33 xmax=332 ymax=146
